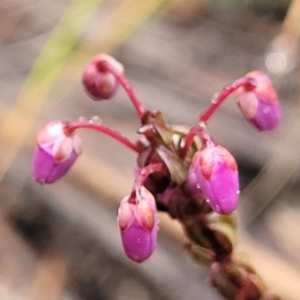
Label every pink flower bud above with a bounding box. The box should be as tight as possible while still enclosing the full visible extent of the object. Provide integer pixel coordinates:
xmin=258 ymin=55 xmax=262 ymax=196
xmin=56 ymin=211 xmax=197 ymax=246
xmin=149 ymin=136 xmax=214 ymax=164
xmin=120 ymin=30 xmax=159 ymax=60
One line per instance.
xmin=191 ymin=143 xmax=239 ymax=214
xmin=32 ymin=121 xmax=82 ymax=184
xmin=117 ymin=187 xmax=158 ymax=263
xmin=235 ymin=71 xmax=281 ymax=131
xmin=82 ymin=54 xmax=124 ymax=100
xmin=186 ymin=164 xmax=204 ymax=198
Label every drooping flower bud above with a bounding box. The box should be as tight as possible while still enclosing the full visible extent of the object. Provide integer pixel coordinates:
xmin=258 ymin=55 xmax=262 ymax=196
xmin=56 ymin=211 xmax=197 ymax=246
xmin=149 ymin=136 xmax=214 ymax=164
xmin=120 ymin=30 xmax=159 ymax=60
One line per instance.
xmin=185 ymin=164 xmax=204 ymax=198
xmin=190 ymin=142 xmax=239 ymax=214
xmin=82 ymin=54 xmax=124 ymax=100
xmin=32 ymin=121 xmax=82 ymax=184
xmin=235 ymin=71 xmax=281 ymax=131
xmin=117 ymin=187 xmax=158 ymax=263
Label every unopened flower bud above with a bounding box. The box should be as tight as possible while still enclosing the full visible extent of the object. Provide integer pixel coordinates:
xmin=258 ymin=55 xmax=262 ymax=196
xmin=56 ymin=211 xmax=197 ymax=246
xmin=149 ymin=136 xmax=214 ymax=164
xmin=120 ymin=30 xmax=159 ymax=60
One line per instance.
xmin=186 ymin=164 xmax=204 ymax=198
xmin=117 ymin=187 xmax=158 ymax=263
xmin=235 ymin=71 xmax=281 ymax=131
xmin=190 ymin=142 xmax=239 ymax=214
xmin=82 ymin=54 xmax=124 ymax=100
xmin=32 ymin=121 xmax=82 ymax=184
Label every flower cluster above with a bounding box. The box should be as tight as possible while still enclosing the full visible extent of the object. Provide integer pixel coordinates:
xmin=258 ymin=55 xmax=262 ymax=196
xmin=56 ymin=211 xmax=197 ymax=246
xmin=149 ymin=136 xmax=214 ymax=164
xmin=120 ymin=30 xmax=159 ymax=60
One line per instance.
xmin=32 ymin=54 xmax=281 ymax=299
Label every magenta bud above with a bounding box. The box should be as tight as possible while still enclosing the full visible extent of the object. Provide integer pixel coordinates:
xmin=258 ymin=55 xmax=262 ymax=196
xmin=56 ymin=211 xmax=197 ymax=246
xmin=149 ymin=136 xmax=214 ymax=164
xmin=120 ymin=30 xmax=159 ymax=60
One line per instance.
xmin=235 ymin=71 xmax=281 ymax=131
xmin=186 ymin=164 xmax=204 ymax=198
xmin=191 ymin=143 xmax=239 ymax=214
xmin=117 ymin=187 xmax=158 ymax=263
xmin=82 ymin=54 xmax=124 ymax=100
xmin=32 ymin=121 xmax=82 ymax=184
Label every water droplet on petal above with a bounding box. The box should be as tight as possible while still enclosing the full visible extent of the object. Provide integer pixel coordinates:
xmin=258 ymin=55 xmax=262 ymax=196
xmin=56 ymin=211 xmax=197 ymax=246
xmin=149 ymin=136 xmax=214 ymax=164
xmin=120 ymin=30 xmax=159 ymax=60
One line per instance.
xmin=236 ymin=190 xmax=240 ymax=195
xmin=263 ymin=106 xmax=271 ymax=114
xmin=196 ymin=183 xmax=201 ymax=190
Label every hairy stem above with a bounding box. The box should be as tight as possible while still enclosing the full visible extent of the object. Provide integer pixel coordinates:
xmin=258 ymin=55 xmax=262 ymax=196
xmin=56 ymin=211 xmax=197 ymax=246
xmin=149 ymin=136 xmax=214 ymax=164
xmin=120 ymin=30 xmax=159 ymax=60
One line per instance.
xmin=102 ymin=61 xmax=147 ymax=118
xmin=199 ymin=77 xmax=256 ymax=124
xmin=66 ymin=121 xmax=141 ymax=153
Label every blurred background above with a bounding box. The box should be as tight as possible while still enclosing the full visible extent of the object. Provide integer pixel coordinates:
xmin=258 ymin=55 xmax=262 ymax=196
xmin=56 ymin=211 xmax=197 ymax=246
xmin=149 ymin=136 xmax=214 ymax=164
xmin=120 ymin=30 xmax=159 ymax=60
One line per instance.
xmin=0 ymin=0 xmax=299 ymax=299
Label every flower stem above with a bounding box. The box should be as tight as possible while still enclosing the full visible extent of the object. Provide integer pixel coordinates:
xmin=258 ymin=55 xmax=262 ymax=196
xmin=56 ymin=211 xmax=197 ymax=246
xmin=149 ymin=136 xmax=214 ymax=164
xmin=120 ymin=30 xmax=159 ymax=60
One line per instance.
xmin=137 ymin=163 xmax=164 ymax=186
xmin=179 ymin=126 xmax=211 ymax=159
xmin=66 ymin=121 xmax=141 ymax=153
xmin=102 ymin=61 xmax=147 ymax=118
xmin=199 ymin=76 xmax=256 ymax=124
xmin=131 ymin=163 xmax=164 ymax=202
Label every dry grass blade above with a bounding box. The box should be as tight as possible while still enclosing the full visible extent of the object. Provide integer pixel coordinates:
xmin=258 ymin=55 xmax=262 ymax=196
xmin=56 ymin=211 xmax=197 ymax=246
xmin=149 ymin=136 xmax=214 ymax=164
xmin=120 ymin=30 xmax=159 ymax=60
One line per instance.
xmin=29 ymin=254 xmax=67 ymax=300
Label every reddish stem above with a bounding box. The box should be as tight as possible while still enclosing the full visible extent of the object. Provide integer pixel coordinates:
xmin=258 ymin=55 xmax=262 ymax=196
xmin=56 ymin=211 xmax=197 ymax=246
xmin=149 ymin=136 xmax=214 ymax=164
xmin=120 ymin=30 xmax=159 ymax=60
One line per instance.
xmin=136 ymin=163 xmax=164 ymax=186
xmin=101 ymin=61 xmax=147 ymax=118
xmin=133 ymin=163 xmax=164 ymax=200
xmin=66 ymin=121 xmax=141 ymax=153
xmin=181 ymin=76 xmax=256 ymax=159
xmin=199 ymin=77 xmax=256 ymax=124
xmin=179 ymin=127 xmax=211 ymax=159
